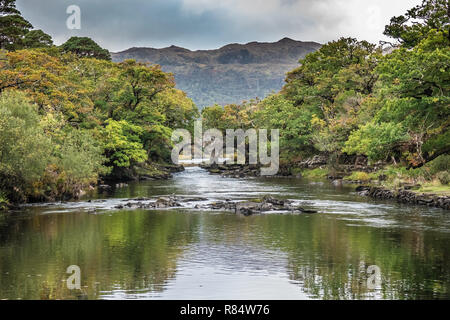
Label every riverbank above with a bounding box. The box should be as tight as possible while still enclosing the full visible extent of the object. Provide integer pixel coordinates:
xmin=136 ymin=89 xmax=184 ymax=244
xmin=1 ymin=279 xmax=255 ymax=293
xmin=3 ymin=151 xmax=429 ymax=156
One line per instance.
xmin=104 ymin=162 xmax=185 ymax=183
xmin=355 ymin=186 xmax=450 ymax=210
xmin=0 ymin=162 xmax=185 ymax=210
xmin=199 ymin=154 xmax=450 ymax=210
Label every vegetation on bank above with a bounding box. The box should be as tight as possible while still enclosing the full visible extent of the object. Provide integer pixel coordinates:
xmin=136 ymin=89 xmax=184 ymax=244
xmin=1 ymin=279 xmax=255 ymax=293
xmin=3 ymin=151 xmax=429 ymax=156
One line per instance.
xmin=202 ymin=0 xmax=449 ymax=194
xmin=345 ymin=155 xmax=450 ymax=196
xmin=0 ymin=0 xmax=199 ymax=205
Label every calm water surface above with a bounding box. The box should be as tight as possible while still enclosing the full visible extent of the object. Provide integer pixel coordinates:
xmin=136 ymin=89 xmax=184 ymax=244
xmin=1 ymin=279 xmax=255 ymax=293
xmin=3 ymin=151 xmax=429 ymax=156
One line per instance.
xmin=0 ymin=167 xmax=449 ymax=300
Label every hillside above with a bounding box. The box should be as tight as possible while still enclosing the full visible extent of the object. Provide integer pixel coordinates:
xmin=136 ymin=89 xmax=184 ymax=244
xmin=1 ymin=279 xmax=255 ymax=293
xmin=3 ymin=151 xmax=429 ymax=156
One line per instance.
xmin=111 ymin=38 xmax=321 ymax=108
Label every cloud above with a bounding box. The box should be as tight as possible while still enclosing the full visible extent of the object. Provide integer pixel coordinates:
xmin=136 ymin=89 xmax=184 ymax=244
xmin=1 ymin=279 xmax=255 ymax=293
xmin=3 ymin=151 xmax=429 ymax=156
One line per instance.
xmin=16 ymin=0 xmax=420 ymax=52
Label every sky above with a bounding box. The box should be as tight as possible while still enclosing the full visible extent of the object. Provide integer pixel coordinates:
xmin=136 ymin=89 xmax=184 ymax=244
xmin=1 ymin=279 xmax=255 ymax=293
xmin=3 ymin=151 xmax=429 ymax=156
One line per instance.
xmin=16 ymin=0 xmax=420 ymax=52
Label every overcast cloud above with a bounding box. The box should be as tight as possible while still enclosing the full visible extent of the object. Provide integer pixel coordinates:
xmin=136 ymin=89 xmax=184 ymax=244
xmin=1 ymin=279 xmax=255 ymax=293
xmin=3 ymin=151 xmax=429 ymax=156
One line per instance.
xmin=16 ymin=0 xmax=419 ymax=52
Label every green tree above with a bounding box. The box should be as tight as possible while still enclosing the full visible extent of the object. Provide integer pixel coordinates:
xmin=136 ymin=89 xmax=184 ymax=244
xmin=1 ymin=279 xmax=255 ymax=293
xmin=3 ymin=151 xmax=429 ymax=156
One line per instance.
xmin=201 ymin=104 xmax=226 ymax=131
xmin=114 ymin=59 xmax=174 ymax=113
xmin=57 ymin=129 xmax=107 ymax=182
xmin=0 ymin=0 xmax=33 ymax=50
xmin=154 ymin=88 xmax=199 ymax=130
xmin=23 ymin=29 xmax=53 ymax=48
xmin=279 ymin=38 xmax=380 ymax=158
xmin=254 ymin=94 xmax=316 ymax=158
xmin=103 ymin=119 xmax=148 ymax=168
xmin=61 ymin=36 xmax=111 ymax=61
xmin=0 ymin=91 xmax=51 ymax=201
xmin=344 ymin=30 xmax=449 ymax=165
xmin=384 ymin=0 xmax=450 ymax=48
xmin=343 ymin=122 xmax=409 ymax=162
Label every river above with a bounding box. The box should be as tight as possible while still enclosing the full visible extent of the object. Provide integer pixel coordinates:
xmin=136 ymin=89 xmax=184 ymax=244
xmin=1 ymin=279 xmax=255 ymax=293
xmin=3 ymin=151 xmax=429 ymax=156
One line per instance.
xmin=0 ymin=167 xmax=449 ymax=300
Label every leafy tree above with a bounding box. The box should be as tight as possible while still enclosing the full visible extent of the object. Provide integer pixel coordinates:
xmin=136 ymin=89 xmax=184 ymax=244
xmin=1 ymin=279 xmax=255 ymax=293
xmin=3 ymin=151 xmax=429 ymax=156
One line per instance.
xmin=384 ymin=0 xmax=450 ymax=48
xmin=279 ymin=38 xmax=380 ymax=158
xmin=56 ymin=129 xmax=107 ymax=181
xmin=61 ymin=36 xmax=111 ymax=61
xmin=254 ymin=94 xmax=316 ymax=158
xmin=114 ymin=59 xmax=174 ymax=113
xmin=155 ymin=88 xmax=199 ymax=131
xmin=343 ymin=122 xmax=409 ymax=162
xmin=284 ymin=38 xmax=378 ymax=108
xmin=374 ymin=30 xmax=449 ymax=165
xmin=202 ymin=104 xmax=226 ymax=131
xmin=0 ymin=49 xmax=94 ymax=121
xmin=0 ymin=91 xmax=51 ymax=201
xmin=0 ymin=0 xmax=32 ymax=50
xmin=103 ymin=119 xmax=148 ymax=168
xmin=23 ymin=29 xmax=53 ymax=48
xmin=144 ymin=124 xmax=173 ymax=162
xmin=0 ymin=0 xmax=19 ymax=15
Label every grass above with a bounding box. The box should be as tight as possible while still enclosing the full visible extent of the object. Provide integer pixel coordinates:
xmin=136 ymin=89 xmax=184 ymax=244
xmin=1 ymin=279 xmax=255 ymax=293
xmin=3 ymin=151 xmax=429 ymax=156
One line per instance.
xmin=416 ymin=180 xmax=450 ymax=196
xmin=134 ymin=163 xmax=167 ymax=177
xmin=300 ymin=168 xmax=329 ymax=179
xmin=344 ymin=171 xmax=371 ymax=182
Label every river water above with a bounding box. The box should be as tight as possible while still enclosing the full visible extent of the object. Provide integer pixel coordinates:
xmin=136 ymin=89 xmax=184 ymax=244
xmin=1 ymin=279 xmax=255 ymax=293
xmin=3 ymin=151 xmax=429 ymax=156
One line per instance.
xmin=0 ymin=167 xmax=449 ymax=300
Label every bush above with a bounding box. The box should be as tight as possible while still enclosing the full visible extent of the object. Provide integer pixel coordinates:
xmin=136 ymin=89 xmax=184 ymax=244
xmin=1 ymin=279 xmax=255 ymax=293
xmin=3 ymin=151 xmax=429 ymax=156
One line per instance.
xmin=0 ymin=190 xmax=9 ymax=210
xmin=302 ymin=168 xmax=329 ymax=179
xmin=0 ymin=91 xmax=108 ymax=202
xmin=344 ymin=171 xmax=371 ymax=182
xmin=437 ymin=172 xmax=450 ymax=185
xmin=428 ymin=155 xmax=450 ymax=176
xmin=57 ymin=129 xmax=108 ymax=184
xmin=0 ymin=91 xmax=52 ymax=202
xmin=343 ymin=122 xmax=409 ymax=162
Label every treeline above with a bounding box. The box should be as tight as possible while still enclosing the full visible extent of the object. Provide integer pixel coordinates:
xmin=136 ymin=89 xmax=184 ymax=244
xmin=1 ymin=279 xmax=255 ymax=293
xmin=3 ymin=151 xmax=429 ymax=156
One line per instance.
xmin=202 ymin=0 xmax=449 ymax=177
xmin=0 ymin=0 xmax=199 ymax=205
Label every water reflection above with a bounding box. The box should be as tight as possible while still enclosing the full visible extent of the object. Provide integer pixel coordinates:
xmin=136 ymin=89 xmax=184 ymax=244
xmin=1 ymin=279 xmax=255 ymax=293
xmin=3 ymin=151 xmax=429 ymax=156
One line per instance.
xmin=0 ymin=167 xmax=449 ymax=300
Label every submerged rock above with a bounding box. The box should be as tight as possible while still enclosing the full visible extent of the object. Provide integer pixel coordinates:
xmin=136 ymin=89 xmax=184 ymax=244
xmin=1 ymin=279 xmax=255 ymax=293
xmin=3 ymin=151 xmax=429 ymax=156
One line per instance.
xmin=155 ymin=197 xmax=181 ymax=208
xmin=205 ymin=196 xmax=316 ymax=216
xmin=235 ymin=202 xmax=261 ymax=216
xmin=332 ymin=179 xmax=343 ymax=187
xmin=200 ymin=163 xmax=261 ymax=177
xmin=113 ymin=194 xmax=318 ymax=215
xmin=98 ymin=184 xmax=112 ymax=192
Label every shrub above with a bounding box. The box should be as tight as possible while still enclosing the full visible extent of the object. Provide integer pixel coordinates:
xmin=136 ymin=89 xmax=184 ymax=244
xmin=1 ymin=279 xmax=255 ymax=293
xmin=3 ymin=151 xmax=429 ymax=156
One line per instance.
xmin=0 ymin=91 xmax=52 ymax=202
xmin=344 ymin=171 xmax=371 ymax=182
xmin=0 ymin=190 xmax=9 ymax=210
xmin=428 ymin=155 xmax=450 ymax=176
xmin=302 ymin=168 xmax=329 ymax=179
xmin=437 ymin=171 xmax=450 ymax=185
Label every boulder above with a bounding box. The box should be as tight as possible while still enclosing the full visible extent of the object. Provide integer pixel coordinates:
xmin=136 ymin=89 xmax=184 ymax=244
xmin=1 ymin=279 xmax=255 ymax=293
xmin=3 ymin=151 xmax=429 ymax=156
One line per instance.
xmin=235 ymin=202 xmax=261 ymax=216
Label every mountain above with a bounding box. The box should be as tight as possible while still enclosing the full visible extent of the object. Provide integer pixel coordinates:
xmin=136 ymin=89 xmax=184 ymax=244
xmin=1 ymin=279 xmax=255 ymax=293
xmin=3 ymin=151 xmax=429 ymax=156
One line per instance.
xmin=111 ymin=38 xmax=321 ymax=108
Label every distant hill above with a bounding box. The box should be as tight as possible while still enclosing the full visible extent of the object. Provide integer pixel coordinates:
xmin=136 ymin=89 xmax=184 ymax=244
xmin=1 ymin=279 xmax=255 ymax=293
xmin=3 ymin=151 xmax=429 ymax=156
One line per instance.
xmin=111 ymin=38 xmax=321 ymax=108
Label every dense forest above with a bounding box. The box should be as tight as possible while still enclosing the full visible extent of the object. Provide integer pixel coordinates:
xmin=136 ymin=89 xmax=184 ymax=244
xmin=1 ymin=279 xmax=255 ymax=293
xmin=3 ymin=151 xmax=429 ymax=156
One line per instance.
xmin=0 ymin=0 xmax=449 ymax=208
xmin=202 ymin=0 xmax=449 ymax=191
xmin=0 ymin=0 xmax=199 ymax=206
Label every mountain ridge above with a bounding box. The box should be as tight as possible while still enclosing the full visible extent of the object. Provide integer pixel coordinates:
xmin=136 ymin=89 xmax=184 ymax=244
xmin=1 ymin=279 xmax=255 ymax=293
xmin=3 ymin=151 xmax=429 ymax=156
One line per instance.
xmin=111 ymin=38 xmax=322 ymax=108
